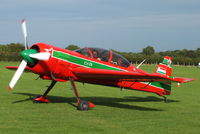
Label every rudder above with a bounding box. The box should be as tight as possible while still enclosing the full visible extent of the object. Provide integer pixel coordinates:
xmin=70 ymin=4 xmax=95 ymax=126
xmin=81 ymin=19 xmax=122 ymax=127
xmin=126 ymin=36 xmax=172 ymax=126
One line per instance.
xmin=155 ymin=56 xmax=172 ymax=76
xmin=154 ymin=56 xmax=173 ymax=95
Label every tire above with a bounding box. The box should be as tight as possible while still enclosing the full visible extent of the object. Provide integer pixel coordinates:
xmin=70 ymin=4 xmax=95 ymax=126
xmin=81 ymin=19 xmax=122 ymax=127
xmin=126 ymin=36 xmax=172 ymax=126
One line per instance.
xmin=77 ymin=100 xmax=89 ymax=111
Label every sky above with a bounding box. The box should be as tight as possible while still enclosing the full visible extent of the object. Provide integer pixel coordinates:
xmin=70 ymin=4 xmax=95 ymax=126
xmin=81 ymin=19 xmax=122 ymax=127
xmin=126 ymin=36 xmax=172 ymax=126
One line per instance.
xmin=0 ymin=0 xmax=200 ymax=52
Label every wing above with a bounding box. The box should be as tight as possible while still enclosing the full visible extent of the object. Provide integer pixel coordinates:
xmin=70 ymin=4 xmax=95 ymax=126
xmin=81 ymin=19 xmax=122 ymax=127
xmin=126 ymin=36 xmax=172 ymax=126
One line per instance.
xmin=6 ymin=66 xmax=31 ymax=72
xmin=72 ymin=67 xmax=194 ymax=83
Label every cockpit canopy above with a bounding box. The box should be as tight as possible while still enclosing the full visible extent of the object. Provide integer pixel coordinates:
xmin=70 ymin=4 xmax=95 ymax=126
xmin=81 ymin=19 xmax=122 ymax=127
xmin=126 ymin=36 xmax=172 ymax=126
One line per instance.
xmin=75 ymin=48 xmax=130 ymax=68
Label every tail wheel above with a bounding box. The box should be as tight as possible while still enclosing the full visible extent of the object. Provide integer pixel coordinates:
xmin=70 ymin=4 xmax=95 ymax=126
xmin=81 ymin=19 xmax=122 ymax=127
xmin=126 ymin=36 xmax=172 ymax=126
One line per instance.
xmin=77 ymin=100 xmax=89 ymax=111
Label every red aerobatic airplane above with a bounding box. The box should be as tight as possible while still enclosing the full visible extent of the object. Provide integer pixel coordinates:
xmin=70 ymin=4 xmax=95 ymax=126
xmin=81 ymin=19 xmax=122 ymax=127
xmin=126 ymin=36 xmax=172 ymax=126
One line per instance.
xmin=7 ymin=19 xmax=194 ymax=110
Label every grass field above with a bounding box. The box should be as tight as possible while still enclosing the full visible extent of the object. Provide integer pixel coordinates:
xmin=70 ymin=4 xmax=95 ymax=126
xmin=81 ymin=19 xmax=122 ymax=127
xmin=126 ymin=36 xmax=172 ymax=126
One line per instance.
xmin=0 ymin=61 xmax=199 ymax=134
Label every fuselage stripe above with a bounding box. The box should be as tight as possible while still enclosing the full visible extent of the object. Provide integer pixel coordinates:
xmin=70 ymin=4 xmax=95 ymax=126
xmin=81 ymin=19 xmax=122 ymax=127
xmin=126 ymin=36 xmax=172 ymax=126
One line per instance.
xmin=52 ymin=50 xmax=127 ymax=71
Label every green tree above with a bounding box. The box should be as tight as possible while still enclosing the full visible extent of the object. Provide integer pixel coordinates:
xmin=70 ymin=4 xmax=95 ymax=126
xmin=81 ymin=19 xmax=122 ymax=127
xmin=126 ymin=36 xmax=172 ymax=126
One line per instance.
xmin=142 ymin=46 xmax=155 ymax=55
xmin=65 ymin=44 xmax=80 ymax=51
xmin=0 ymin=43 xmax=24 ymax=61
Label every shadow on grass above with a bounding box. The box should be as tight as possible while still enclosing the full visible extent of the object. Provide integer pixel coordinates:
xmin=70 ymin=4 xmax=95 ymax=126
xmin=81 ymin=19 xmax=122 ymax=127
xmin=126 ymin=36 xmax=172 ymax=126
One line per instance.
xmin=12 ymin=92 xmax=179 ymax=111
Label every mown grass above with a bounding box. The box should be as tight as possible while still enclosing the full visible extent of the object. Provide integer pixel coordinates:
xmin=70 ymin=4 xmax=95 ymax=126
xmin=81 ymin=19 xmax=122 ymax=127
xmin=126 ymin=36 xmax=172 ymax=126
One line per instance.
xmin=0 ymin=62 xmax=199 ymax=134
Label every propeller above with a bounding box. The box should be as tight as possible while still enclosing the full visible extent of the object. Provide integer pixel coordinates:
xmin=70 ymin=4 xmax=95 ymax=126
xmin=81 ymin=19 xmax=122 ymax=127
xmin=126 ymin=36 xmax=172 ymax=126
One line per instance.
xmin=8 ymin=60 xmax=27 ymax=90
xmin=29 ymin=52 xmax=50 ymax=61
xmin=8 ymin=19 xmax=29 ymax=90
xmin=21 ymin=19 xmax=28 ymax=49
xmin=8 ymin=19 xmax=51 ymax=90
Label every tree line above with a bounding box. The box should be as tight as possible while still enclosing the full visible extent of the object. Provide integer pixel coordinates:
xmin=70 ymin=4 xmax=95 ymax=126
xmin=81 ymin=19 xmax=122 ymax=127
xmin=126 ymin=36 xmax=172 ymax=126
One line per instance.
xmin=66 ymin=44 xmax=200 ymax=66
xmin=0 ymin=43 xmax=199 ymax=66
xmin=117 ymin=46 xmax=200 ymax=66
xmin=0 ymin=43 xmax=24 ymax=61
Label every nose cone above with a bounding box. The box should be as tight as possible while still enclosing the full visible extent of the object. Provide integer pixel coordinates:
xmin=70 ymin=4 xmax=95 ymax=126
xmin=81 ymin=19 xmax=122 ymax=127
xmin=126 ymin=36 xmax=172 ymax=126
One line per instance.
xmin=20 ymin=49 xmax=38 ymax=64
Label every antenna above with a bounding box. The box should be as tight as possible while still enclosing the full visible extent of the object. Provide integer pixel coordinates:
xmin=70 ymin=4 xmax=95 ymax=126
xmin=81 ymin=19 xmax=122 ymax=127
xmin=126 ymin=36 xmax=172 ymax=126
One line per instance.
xmin=136 ymin=59 xmax=146 ymax=69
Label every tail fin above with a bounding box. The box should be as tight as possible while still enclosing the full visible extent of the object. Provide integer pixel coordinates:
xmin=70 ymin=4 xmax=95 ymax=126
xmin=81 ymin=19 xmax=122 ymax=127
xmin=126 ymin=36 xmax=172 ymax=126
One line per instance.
xmin=140 ymin=56 xmax=194 ymax=96
xmin=155 ymin=56 xmax=172 ymax=76
xmin=154 ymin=56 xmax=173 ymax=95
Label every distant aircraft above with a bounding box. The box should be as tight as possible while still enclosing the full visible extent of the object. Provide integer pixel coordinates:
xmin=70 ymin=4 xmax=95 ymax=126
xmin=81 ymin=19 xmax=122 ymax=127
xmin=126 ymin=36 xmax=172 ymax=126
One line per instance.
xmin=6 ymin=19 xmax=195 ymax=110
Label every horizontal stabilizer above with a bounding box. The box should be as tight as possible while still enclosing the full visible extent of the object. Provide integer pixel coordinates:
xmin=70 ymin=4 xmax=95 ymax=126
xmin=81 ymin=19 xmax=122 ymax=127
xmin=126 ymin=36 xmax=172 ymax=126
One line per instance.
xmin=173 ymin=77 xmax=195 ymax=83
xmin=72 ymin=67 xmax=195 ymax=83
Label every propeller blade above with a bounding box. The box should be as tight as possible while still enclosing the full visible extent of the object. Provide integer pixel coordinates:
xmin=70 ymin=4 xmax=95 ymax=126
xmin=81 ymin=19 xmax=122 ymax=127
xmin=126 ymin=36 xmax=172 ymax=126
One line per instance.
xmin=29 ymin=52 xmax=50 ymax=61
xmin=8 ymin=60 xmax=27 ymax=90
xmin=21 ymin=19 xmax=28 ymax=49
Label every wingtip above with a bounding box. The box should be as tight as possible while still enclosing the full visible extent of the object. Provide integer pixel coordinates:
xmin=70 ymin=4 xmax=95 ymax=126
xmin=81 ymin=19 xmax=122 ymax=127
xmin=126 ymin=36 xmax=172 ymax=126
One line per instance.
xmin=173 ymin=77 xmax=195 ymax=83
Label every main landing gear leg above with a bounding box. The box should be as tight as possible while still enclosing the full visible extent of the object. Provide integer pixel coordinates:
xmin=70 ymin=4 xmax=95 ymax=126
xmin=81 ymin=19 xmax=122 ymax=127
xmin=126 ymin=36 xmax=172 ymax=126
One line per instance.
xmin=69 ymin=77 xmax=95 ymax=111
xmin=33 ymin=80 xmax=57 ymax=103
xmin=163 ymin=96 xmax=168 ymax=103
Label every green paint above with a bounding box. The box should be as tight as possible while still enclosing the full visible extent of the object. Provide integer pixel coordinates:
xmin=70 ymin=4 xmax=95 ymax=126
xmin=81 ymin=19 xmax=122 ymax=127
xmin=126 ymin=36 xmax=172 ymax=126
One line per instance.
xmin=20 ymin=49 xmax=37 ymax=64
xmin=162 ymin=58 xmax=172 ymax=67
xmin=157 ymin=70 xmax=166 ymax=75
xmin=52 ymin=50 xmax=123 ymax=71
xmin=150 ymin=82 xmax=171 ymax=91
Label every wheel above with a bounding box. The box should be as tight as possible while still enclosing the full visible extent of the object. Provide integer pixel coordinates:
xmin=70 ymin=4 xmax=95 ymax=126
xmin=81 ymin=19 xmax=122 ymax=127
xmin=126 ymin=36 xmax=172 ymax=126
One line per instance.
xmin=77 ymin=100 xmax=89 ymax=111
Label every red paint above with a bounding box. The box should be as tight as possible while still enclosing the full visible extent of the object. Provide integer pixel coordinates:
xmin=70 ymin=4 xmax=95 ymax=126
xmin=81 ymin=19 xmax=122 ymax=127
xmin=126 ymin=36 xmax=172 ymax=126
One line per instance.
xmin=34 ymin=96 xmax=49 ymax=103
xmin=6 ymin=43 xmax=195 ymax=97
xmin=88 ymin=101 xmax=95 ymax=108
xmin=8 ymin=86 xmax=12 ymax=91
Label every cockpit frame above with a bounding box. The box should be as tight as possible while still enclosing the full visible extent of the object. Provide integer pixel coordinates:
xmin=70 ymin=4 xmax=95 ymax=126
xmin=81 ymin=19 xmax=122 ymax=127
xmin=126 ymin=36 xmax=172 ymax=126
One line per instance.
xmin=75 ymin=47 xmax=130 ymax=68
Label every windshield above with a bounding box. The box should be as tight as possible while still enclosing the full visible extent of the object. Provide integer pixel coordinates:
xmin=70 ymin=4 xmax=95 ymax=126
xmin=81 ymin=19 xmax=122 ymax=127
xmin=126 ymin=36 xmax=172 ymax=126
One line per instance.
xmin=75 ymin=48 xmax=130 ymax=67
xmin=111 ymin=51 xmax=130 ymax=67
xmin=74 ymin=48 xmax=92 ymax=58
